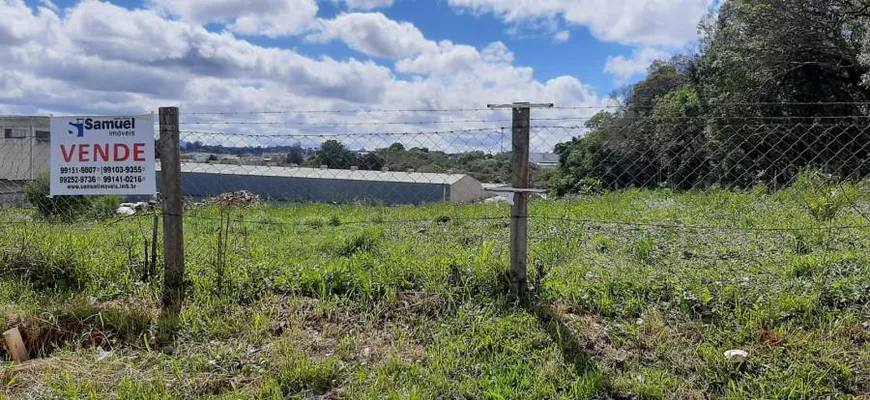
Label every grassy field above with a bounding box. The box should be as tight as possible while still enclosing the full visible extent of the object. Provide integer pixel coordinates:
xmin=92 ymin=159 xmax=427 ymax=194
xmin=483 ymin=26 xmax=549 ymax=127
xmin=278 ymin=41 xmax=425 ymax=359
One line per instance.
xmin=1 ymin=181 xmax=869 ymax=399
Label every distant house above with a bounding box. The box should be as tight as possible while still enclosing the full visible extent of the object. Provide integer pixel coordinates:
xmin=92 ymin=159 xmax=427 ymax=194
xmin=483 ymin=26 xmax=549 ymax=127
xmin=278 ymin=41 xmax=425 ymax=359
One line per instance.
xmin=159 ymin=163 xmax=483 ymax=205
xmin=530 ymin=153 xmax=559 ymax=168
xmin=0 ymin=116 xmax=50 ymax=181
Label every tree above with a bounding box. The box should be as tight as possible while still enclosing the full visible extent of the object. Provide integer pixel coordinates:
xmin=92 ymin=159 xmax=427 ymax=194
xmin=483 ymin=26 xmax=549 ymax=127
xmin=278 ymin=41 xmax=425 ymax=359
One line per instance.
xmin=315 ymin=140 xmax=356 ymax=169
xmin=650 ymin=86 xmax=707 ymax=189
xmin=388 ymin=143 xmax=405 ymax=152
xmin=286 ymin=143 xmax=305 ymax=165
xmin=550 ymin=0 xmax=870 ymax=194
xmin=358 ymin=153 xmax=385 ymax=171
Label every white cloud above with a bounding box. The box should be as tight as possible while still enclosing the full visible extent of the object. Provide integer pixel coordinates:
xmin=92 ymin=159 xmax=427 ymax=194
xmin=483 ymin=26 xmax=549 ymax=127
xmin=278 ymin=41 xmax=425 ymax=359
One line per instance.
xmin=0 ymin=0 xmax=603 ymax=151
xmin=604 ymin=47 xmax=671 ymax=82
xmin=554 ymin=30 xmax=570 ymax=43
xmin=0 ymin=0 xmax=62 ymax=45
xmin=448 ymin=0 xmax=714 ymax=46
xmin=309 ymin=13 xmax=436 ymax=59
xmin=148 ymin=0 xmax=318 ymax=37
xmin=480 ymin=42 xmax=514 ymax=64
xmin=38 ymin=0 xmax=58 ymax=13
xmin=338 ymin=0 xmax=394 ymax=10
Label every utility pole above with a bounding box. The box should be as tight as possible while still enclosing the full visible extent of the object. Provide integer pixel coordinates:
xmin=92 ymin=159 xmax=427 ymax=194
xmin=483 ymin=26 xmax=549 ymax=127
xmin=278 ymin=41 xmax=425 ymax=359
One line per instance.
xmin=487 ymin=102 xmax=553 ymax=297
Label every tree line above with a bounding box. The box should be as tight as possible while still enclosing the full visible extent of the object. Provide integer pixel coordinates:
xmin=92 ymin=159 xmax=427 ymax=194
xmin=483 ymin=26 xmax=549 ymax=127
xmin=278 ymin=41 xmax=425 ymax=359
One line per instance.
xmin=553 ymin=0 xmax=870 ymax=195
xmin=182 ymin=139 xmax=545 ymax=183
xmin=302 ymin=140 xmax=545 ymax=184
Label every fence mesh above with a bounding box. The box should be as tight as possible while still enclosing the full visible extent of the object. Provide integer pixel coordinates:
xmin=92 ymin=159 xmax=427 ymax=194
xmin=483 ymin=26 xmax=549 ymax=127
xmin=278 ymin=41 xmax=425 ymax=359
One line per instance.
xmin=0 ymin=110 xmax=868 ymax=302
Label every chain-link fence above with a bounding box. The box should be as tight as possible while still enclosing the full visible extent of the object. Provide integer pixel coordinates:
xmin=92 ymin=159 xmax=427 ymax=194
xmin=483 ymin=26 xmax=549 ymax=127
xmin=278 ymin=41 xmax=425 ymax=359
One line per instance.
xmin=0 ymin=117 xmax=50 ymax=205
xmin=533 ymin=119 xmax=870 ymax=191
xmin=0 ymin=109 xmax=868 ymax=302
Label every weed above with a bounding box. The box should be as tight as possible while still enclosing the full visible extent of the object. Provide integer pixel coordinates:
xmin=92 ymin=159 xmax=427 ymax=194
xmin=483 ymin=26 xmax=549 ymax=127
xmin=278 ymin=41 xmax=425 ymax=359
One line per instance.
xmin=631 ymin=236 xmax=655 ymax=263
xmin=0 ymin=243 xmax=81 ymax=292
xmin=338 ymin=231 xmax=381 ymax=257
xmin=1 ymin=187 xmax=869 ymax=398
xmin=25 ymin=173 xmax=91 ymax=221
xmin=593 ymin=235 xmax=613 ymax=253
xmin=790 ymin=170 xmax=858 ymax=221
xmin=304 ymin=217 xmax=326 ymax=228
xmin=260 ymin=343 xmax=340 ymax=397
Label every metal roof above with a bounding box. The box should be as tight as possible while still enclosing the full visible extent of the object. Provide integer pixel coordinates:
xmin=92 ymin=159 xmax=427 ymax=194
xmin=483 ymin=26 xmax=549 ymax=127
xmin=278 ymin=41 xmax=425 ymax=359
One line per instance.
xmin=166 ymin=162 xmax=475 ymax=185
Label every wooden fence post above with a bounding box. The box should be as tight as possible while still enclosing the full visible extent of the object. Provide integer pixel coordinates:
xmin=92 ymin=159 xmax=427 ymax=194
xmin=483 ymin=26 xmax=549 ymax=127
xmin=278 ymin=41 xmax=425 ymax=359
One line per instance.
xmin=159 ymin=107 xmax=184 ymax=339
xmin=510 ymin=106 xmax=531 ymax=296
xmin=487 ymin=102 xmax=553 ymax=297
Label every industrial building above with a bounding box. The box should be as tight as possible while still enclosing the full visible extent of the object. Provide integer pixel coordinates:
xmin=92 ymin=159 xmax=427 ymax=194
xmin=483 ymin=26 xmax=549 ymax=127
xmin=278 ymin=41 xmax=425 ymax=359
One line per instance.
xmin=159 ymin=163 xmax=483 ymax=205
xmin=0 ymin=116 xmax=50 ymax=181
xmin=0 ymin=117 xmax=49 ymax=203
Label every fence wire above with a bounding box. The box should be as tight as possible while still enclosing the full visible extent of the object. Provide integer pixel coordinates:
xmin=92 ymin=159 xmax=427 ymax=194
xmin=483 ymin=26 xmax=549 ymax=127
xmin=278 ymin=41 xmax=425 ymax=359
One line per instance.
xmin=0 ymin=111 xmax=868 ymax=306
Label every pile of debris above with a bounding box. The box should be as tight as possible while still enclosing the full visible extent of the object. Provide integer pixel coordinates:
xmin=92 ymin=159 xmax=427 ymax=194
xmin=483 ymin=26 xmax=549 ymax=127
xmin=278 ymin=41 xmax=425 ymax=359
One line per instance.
xmin=116 ymin=201 xmax=156 ymax=216
xmin=212 ymin=190 xmax=259 ymax=206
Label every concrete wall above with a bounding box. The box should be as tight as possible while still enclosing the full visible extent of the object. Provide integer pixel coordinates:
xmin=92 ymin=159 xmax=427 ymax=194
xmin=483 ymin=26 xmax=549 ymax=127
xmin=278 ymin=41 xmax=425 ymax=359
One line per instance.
xmin=162 ymin=172 xmax=455 ymax=205
xmin=0 ymin=117 xmax=50 ymax=181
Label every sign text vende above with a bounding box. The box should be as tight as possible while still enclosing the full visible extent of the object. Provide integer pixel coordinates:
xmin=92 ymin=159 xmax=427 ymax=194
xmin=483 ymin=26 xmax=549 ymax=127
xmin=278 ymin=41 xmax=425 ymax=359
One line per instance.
xmin=60 ymin=143 xmax=148 ymax=162
xmin=50 ymin=115 xmax=156 ymax=196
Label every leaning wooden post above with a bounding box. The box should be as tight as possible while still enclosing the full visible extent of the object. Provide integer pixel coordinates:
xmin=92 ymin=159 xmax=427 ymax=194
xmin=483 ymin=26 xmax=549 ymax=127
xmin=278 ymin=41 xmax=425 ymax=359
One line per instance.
xmin=159 ymin=107 xmax=184 ymax=340
xmin=487 ymin=102 xmax=553 ymax=297
xmin=2 ymin=327 xmax=29 ymax=363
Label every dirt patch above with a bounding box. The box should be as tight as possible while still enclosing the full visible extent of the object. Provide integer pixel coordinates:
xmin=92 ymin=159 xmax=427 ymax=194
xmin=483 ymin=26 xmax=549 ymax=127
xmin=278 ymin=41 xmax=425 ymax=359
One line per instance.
xmin=2 ymin=301 xmax=154 ymax=360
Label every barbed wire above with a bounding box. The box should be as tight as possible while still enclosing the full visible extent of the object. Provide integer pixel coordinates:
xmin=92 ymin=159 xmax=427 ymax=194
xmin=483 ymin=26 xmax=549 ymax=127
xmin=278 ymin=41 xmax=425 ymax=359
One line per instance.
xmin=183 ymin=107 xmax=497 ymax=115
xmin=179 ymin=102 xmax=870 ymax=116
xmin=180 ymin=127 xmax=509 ymax=138
xmin=8 ymin=102 xmax=870 ymax=120
xmin=529 ymin=115 xmax=870 ymax=122
xmin=178 ymin=119 xmax=514 ymax=127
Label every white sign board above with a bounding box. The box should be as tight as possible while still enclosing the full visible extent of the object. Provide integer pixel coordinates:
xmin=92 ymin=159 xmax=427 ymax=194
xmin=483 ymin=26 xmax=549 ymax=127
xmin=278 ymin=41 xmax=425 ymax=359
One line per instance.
xmin=50 ymin=115 xmax=156 ymax=196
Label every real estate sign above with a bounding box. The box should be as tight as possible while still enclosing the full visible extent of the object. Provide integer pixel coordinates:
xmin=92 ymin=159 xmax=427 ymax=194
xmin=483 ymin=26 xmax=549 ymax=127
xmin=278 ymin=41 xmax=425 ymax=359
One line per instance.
xmin=50 ymin=115 xmax=156 ymax=196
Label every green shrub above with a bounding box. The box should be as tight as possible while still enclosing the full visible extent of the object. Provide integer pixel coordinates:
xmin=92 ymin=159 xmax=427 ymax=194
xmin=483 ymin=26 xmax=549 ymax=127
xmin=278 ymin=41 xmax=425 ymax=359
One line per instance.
xmin=24 ymin=173 xmax=123 ymax=221
xmin=553 ymin=176 xmax=604 ymax=197
xmin=25 ymin=173 xmax=92 ymax=221
xmin=789 ymin=170 xmax=858 ymax=221
xmin=0 ymin=243 xmax=82 ymax=291
xmin=87 ymin=196 xmax=124 ymax=219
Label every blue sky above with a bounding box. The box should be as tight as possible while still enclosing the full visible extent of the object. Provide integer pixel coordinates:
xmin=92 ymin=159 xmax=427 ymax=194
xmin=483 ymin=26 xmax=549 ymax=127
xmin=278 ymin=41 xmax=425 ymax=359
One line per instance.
xmin=2 ymin=0 xmax=714 ymax=126
xmin=33 ymin=0 xmax=664 ymax=96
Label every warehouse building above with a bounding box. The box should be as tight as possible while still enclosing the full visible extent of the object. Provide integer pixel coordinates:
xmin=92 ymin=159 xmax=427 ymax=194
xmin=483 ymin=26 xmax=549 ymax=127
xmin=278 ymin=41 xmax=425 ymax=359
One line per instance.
xmin=0 ymin=117 xmax=49 ymax=203
xmin=159 ymin=163 xmax=483 ymax=205
xmin=0 ymin=116 xmax=50 ymax=181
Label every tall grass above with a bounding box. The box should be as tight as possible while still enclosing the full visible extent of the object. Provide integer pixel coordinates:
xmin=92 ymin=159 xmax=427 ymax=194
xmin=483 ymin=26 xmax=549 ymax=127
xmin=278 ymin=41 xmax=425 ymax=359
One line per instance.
xmin=1 ymin=183 xmax=868 ymax=398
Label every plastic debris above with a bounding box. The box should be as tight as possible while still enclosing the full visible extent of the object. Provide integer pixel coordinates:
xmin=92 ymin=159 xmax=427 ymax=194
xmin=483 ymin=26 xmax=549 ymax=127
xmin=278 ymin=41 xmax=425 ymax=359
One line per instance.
xmin=724 ymin=349 xmax=748 ymax=362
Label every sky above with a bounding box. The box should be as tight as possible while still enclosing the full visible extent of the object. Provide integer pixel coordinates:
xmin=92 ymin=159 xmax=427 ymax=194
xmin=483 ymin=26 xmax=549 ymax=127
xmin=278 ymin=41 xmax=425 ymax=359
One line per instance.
xmin=0 ymin=0 xmax=716 ymax=148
